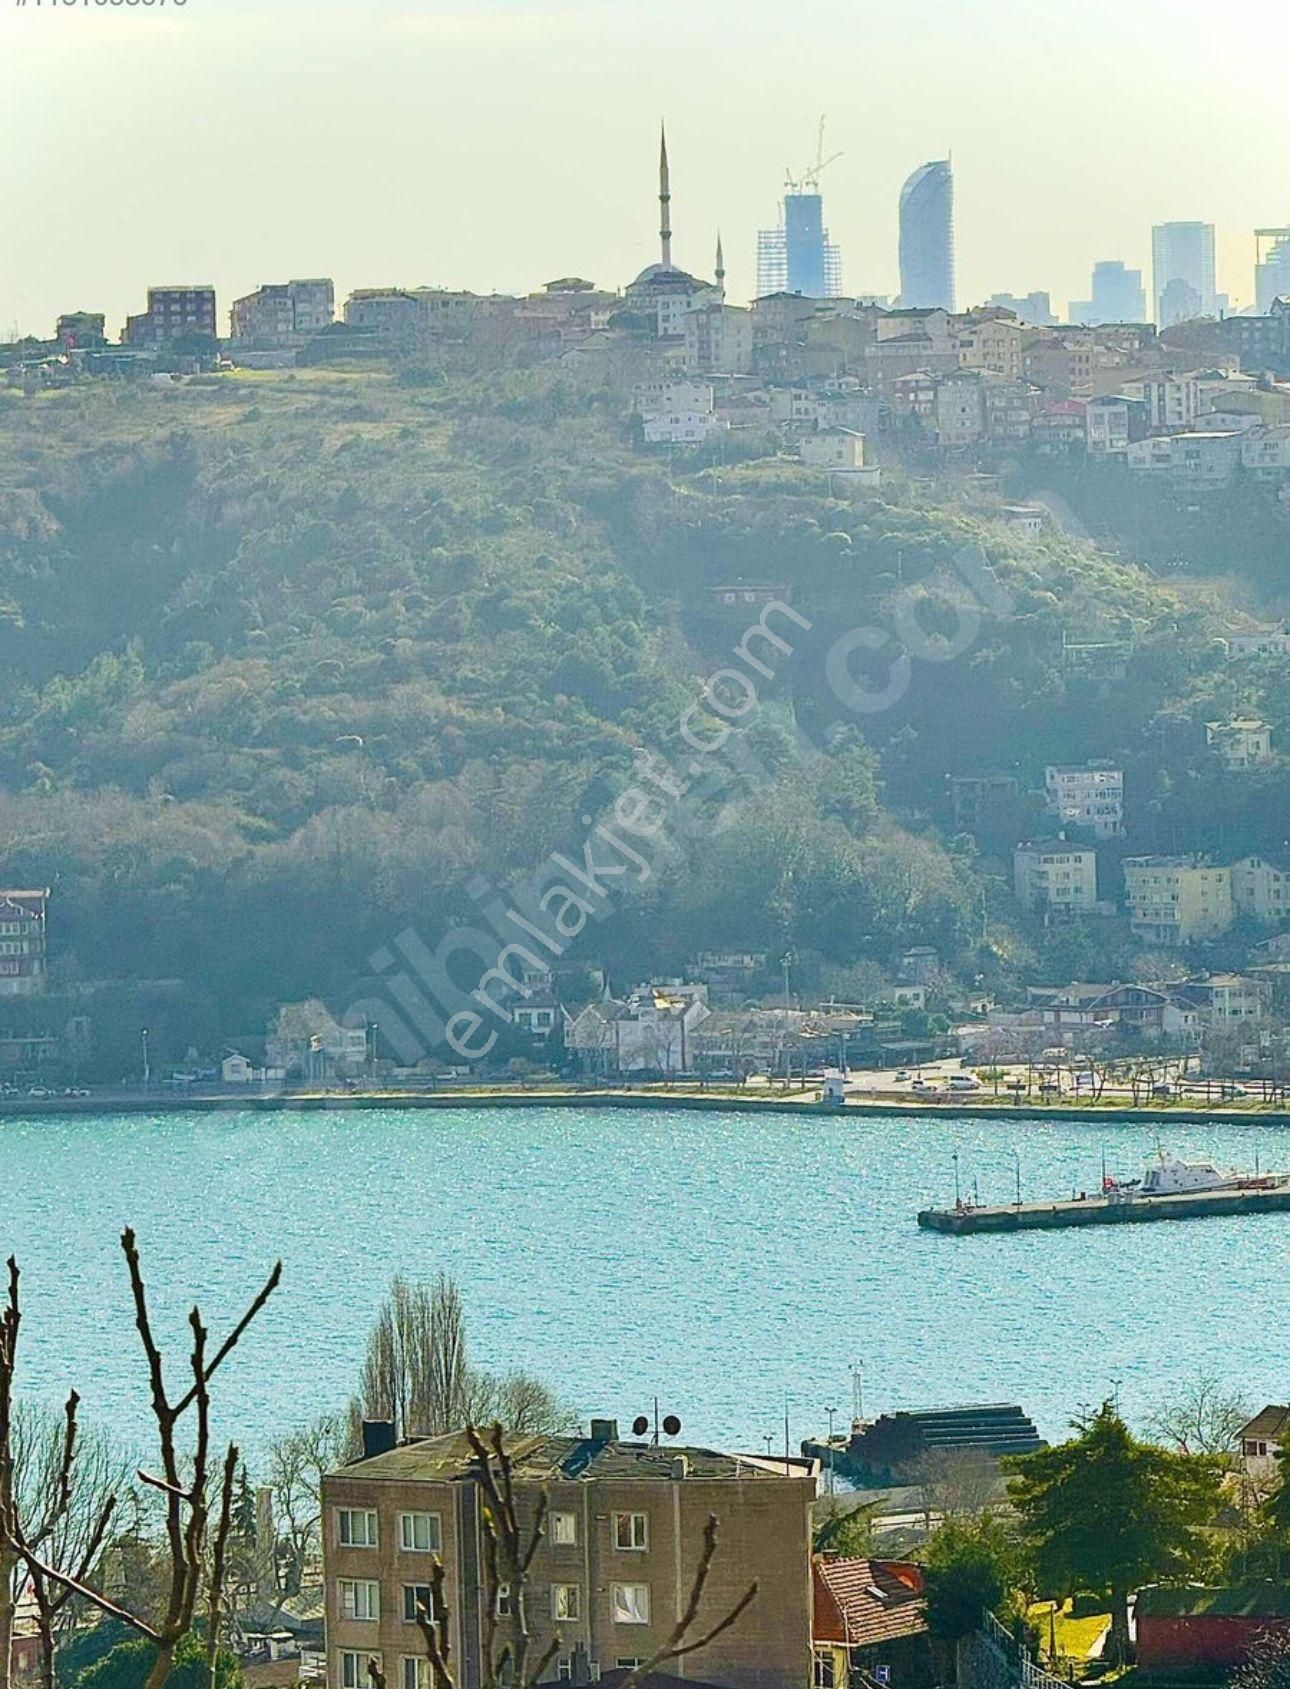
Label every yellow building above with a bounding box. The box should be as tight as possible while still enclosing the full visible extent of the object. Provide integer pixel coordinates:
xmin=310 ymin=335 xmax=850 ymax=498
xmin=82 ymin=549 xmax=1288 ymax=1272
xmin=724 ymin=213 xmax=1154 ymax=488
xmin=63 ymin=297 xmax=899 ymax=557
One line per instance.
xmin=1123 ymin=857 xmax=1234 ymax=946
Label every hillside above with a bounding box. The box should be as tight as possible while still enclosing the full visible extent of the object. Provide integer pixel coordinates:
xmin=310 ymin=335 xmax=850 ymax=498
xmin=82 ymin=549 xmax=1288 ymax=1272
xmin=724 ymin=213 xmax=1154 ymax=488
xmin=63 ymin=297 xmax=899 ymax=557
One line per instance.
xmin=0 ymin=367 xmax=1283 ymax=1068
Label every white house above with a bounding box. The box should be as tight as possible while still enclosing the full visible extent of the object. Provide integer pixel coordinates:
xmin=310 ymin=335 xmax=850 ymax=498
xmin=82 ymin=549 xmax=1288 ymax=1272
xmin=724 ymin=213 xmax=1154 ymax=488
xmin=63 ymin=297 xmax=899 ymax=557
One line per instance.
xmin=222 ymin=1052 xmax=255 ymax=1085
xmin=1044 ymin=763 xmax=1124 ymax=840
xmin=1238 ymin=1406 xmax=1290 ymax=1485
xmin=566 ymin=982 xmax=710 ymax=1075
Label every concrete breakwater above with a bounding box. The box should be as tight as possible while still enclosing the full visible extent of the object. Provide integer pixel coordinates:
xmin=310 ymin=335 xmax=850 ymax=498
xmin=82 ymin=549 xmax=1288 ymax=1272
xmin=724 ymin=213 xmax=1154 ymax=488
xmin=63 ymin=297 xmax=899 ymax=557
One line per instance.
xmin=919 ymin=1182 xmax=1290 ymax=1235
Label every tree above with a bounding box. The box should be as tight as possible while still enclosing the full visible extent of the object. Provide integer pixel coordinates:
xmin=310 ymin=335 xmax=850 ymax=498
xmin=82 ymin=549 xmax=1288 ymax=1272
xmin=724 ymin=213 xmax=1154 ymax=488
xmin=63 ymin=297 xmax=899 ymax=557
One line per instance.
xmin=922 ymin=1515 xmax=1020 ymax=1644
xmin=1006 ymin=1403 xmax=1224 ymax=1660
xmin=3 ymin=1405 xmax=132 ymax=1682
xmin=72 ymin=1633 xmax=243 ymax=1689
xmin=264 ymin=1414 xmax=350 ymax=1600
xmin=1 ymin=1236 xmax=280 ymax=1689
xmin=914 ymin=1448 xmax=1000 ymax=1526
xmin=1144 ymin=1370 xmax=1251 ymax=1457
xmin=352 ymin=1277 xmax=572 ymax=1443
xmin=812 ymin=1501 xmax=877 ymax=1559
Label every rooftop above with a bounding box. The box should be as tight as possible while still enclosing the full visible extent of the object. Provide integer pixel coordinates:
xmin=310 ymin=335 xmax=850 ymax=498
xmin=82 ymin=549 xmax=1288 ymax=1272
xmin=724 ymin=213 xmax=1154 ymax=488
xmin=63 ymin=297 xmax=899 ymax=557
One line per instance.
xmin=1137 ymin=1583 xmax=1290 ymax=1621
xmin=332 ymin=1430 xmax=810 ymax=1486
xmin=1239 ymin=1405 xmax=1290 ymax=1443
xmin=813 ymin=1557 xmax=927 ymax=1649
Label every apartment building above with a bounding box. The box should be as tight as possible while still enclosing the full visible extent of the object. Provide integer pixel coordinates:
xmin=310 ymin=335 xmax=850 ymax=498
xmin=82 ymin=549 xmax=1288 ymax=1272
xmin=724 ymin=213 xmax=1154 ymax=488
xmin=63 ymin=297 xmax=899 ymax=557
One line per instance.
xmin=1176 ymin=973 xmax=1273 ymax=1023
xmin=1123 ymin=857 xmax=1234 ymax=946
xmin=0 ymin=889 xmax=49 ymax=996
xmin=683 ymin=302 xmax=753 ymax=375
xmin=323 ymin=1424 xmax=815 ymax=1689
xmin=231 ymin=279 xmax=335 ymax=344
xmin=1013 ymin=843 xmax=1099 ymax=913
xmin=1232 ymin=856 xmax=1290 ymax=923
xmin=956 ymin=313 xmax=1024 ymax=380
xmin=1123 ymin=374 xmax=1199 ymax=432
xmin=123 ymin=286 xmax=218 ymax=347
xmin=1043 ymin=763 xmax=1124 ymax=840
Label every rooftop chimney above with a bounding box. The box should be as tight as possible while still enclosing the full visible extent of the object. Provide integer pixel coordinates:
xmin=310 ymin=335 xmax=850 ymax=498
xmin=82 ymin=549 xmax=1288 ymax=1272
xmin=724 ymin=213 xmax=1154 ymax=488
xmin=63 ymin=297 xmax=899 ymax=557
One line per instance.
xmin=671 ymin=1455 xmax=689 ymax=1482
xmin=589 ymin=1418 xmax=619 ymax=1444
xmin=362 ymin=1420 xmax=396 ymax=1460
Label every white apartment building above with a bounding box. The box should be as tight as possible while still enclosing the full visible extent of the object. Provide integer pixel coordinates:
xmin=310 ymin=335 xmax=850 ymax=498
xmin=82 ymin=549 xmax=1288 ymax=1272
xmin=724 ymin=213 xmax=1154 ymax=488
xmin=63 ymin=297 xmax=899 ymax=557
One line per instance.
xmin=1123 ymin=374 xmax=1199 ymax=432
xmin=1243 ymin=426 xmax=1290 ymax=477
xmin=1013 ymin=842 xmax=1099 ymax=913
xmin=1044 ymin=763 xmax=1124 ymax=839
xmin=1232 ymin=856 xmax=1290 ymax=923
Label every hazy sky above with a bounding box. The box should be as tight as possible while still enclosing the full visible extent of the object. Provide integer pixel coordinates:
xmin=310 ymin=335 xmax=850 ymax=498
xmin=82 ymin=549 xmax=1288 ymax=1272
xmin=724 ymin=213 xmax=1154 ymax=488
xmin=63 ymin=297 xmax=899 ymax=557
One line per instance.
xmin=3 ymin=0 xmax=1288 ymax=338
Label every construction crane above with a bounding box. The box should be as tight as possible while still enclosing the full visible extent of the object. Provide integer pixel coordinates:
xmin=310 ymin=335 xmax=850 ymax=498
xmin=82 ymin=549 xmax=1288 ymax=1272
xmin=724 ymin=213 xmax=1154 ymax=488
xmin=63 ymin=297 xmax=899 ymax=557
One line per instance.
xmin=785 ymin=116 xmax=843 ymax=195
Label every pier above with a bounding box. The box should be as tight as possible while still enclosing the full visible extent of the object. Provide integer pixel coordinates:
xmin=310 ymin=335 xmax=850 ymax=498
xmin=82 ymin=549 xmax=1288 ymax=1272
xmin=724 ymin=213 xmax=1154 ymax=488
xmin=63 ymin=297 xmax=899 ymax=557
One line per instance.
xmin=918 ymin=1181 xmax=1290 ymax=1235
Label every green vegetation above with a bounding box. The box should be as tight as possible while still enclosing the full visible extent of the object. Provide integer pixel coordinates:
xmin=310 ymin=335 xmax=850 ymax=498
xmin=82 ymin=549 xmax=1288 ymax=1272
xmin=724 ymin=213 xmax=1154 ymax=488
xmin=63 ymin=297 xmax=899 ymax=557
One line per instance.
xmin=1006 ymin=1404 xmax=1225 ymax=1660
xmin=923 ymin=1515 xmax=1023 ymax=1642
xmin=0 ymin=368 xmax=1284 ymax=1067
xmin=71 ymin=1636 xmax=243 ymax=1689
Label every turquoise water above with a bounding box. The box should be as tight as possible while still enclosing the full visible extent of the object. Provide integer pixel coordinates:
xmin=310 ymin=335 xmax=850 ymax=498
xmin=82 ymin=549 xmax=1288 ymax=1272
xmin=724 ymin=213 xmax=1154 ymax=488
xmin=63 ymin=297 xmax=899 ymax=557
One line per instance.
xmin=5 ymin=1105 xmax=1289 ymax=1459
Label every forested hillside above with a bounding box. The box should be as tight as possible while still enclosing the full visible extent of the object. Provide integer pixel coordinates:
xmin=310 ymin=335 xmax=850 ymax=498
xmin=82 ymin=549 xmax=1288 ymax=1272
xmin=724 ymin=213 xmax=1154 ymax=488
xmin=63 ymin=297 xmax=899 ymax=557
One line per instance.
xmin=0 ymin=367 xmax=1283 ymax=1062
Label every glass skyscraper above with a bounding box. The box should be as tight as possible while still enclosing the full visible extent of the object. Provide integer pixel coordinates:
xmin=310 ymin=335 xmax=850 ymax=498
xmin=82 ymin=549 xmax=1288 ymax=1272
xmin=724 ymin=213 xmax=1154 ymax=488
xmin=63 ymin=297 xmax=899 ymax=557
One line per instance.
xmin=1151 ymin=222 xmax=1217 ymax=325
xmin=898 ymin=160 xmax=954 ymax=311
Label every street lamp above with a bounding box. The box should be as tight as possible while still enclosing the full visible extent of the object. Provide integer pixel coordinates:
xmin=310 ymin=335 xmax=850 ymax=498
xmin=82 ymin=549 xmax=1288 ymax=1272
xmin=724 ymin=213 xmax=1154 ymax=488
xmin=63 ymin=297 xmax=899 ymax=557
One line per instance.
xmin=1014 ymin=1149 xmax=1022 ymax=1208
xmin=141 ymin=1027 xmax=150 ymax=1090
xmin=851 ymin=1361 xmax=865 ymax=1425
xmin=825 ymin=1406 xmax=837 ymax=1495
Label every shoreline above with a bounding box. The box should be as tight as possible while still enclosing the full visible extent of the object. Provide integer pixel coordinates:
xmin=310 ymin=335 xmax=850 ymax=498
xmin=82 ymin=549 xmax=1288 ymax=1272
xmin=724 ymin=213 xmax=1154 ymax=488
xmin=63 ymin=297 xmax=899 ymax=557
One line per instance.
xmin=3 ymin=1086 xmax=1289 ymax=1128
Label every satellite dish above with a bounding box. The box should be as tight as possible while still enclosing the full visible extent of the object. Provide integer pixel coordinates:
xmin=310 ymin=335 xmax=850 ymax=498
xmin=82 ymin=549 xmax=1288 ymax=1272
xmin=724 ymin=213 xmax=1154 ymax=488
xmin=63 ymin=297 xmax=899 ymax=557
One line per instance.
xmin=632 ymin=1415 xmax=649 ymax=1437
xmin=662 ymin=1414 xmax=682 ymax=1438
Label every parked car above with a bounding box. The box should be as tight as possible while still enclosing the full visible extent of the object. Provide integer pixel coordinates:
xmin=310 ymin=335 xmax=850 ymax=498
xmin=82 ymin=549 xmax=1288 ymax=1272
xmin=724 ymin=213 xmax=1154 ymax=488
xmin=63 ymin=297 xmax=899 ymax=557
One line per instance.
xmin=894 ymin=1069 xmax=910 ymax=1082
xmin=948 ymin=1073 xmax=983 ymax=1091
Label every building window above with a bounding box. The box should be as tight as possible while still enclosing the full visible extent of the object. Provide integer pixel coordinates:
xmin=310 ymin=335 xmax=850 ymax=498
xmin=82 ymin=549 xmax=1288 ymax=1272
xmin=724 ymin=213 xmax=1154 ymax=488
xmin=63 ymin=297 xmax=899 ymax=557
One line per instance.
xmin=496 ymin=1585 xmax=512 ymax=1619
xmin=399 ymin=1513 xmax=442 ymax=1554
xmin=616 ymin=1663 xmax=643 ymax=1673
xmin=339 ymin=1580 xmax=380 ymax=1622
xmin=814 ymin=1652 xmax=836 ymax=1689
xmin=340 ymin=1653 xmax=379 ymax=1689
xmin=402 ymin=1660 xmax=429 ymax=1689
xmin=403 ymin=1586 xmax=432 ymax=1624
xmin=549 ymin=1511 xmax=578 ymax=1547
xmin=551 ymin=1585 xmax=581 ymax=1623
xmin=611 ymin=1584 xmax=650 ymax=1626
xmin=557 ymin=1661 xmax=572 ymax=1683
xmin=613 ymin=1513 xmax=648 ymax=1552
xmin=338 ymin=1510 xmax=379 ymax=1549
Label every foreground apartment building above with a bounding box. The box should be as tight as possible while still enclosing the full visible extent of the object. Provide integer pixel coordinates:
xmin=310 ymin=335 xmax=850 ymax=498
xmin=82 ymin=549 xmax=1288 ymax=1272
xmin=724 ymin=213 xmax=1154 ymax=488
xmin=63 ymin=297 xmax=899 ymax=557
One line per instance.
xmin=323 ymin=1423 xmax=815 ymax=1689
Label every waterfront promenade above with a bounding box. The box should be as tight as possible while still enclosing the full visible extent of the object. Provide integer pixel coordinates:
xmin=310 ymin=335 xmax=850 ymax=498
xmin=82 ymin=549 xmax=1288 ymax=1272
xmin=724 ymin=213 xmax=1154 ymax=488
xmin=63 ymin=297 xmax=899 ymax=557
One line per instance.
xmin=3 ymin=1080 xmax=1289 ymax=1127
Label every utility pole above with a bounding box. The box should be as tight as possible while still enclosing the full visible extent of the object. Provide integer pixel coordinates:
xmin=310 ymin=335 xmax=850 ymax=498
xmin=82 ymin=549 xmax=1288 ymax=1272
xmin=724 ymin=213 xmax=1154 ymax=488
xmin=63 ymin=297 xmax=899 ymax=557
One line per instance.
xmin=825 ymin=1405 xmax=837 ymax=1495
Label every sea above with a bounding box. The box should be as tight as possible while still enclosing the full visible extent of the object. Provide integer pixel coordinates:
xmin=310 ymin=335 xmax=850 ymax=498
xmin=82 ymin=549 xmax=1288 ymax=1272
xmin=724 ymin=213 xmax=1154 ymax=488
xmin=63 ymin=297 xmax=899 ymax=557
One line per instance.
xmin=5 ymin=1104 xmax=1286 ymax=1461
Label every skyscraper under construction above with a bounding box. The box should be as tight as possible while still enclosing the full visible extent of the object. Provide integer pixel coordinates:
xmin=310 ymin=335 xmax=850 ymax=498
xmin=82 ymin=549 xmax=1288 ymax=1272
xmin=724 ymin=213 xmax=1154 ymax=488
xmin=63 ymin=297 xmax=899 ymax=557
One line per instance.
xmin=756 ymin=123 xmax=843 ymax=299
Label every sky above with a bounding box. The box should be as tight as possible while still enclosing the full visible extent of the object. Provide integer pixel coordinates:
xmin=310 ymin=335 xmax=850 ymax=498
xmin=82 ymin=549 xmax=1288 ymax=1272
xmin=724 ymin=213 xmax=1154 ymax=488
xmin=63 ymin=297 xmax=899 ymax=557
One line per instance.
xmin=2 ymin=0 xmax=1289 ymax=339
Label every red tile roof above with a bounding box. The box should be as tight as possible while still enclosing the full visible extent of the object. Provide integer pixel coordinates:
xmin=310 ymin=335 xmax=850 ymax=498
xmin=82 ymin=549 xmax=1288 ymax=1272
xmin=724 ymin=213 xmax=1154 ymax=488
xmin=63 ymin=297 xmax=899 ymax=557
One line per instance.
xmin=813 ymin=1558 xmax=928 ymax=1649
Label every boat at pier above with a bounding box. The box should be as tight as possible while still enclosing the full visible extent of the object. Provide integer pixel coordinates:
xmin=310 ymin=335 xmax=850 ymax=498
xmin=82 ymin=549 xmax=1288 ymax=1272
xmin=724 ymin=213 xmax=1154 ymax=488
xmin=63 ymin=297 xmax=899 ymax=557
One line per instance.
xmin=1110 ymin=1147 xmax=1278 ymax=1199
